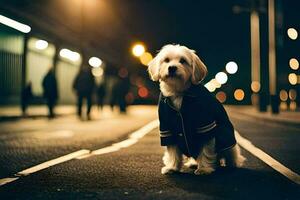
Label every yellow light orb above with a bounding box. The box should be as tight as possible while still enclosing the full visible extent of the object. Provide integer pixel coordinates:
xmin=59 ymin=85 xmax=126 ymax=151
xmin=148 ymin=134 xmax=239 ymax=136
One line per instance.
xmin=280 ymin=102 xmax=288 ymax=111
xmin=91 ymin=67 xmax=104 ymax=77
xmin=215 ymin=72 xmax=228 ymax=84
xmin=204 ymin=81 xmax=216 ymax=92
xmin=225 ymin=61 xmax=238 ymax=74
xmin=132 ymin=44 xmax=145 ymax=57
xmin=279 ymin=90 xmax=288 ymax=101
xmin=140 ymin=52 xmax=153 ymax=66
xmin=289 ymin=58 xmax=299 ymax=70
xmin=211 ymin=78 xmax=221 ymax=88
xmin=288 ymin=73 xmax=297 ymax=85
xmin=251 ymin=81 xmax=261 ymax=93
xmin=234 ymin=89 xmax=245 ymax=101
xmin=287 ymin=28 xmax=298 ymax=40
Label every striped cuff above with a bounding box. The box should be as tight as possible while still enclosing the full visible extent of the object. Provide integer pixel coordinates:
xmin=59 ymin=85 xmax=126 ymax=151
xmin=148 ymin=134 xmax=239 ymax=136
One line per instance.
xmin=196 ymin=121 xmax=217 ymax=133
xmin=160 ymin=130 xmax=172 ymax=137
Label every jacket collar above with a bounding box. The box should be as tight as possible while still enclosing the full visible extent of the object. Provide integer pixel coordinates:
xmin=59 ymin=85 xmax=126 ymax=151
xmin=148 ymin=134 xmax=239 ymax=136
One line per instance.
xmin=160 ymin=84 xmax=204 ymax=99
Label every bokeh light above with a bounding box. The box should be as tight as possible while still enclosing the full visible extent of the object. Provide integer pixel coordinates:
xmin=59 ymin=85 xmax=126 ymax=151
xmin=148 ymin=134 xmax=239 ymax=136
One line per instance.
xmin=59 ymin=48 xmax=80 ymax=62
xmin=290 ymin=101 xmax=297 ymax=111
xmin=118 ymin=67 xmax=128 ymax=78
xmin=211 ymin=79 xmax=221 ymax=89
xmin=289 ymin=89 xmax=297 ymax=101
xmin=215 ymin=72 xmax=228 ymax=85
xmin=138 ymin=87 xmax=149 ymax=98
xmin=279 ymin=90 xmax=288 ymax=101
xmin=289 ymin=58 xmax=299 ymax=70
xmin=35 ymin=40 xmax=48 ymax=50
xmin=287 ymin=28 xmax=298 ymax=40
xmin=89 ymin=57 xmax=102 ymax=68
xmin=280 ymin=102 xmax=288 ymax=111
xmin=204 ymin=81 xmax=216 ymax=92
xmin=251 ymin=81 xmax=261 ymax=93
xmin=216 ymin=91 xmax=226 ymax=103
xmin=288 ymin=73 xmax=297 ymax=85
xmin=225 ymin=61 xmax=238 ymax=74
xmin=234 ymin=89 xmax=245 ymax=101
xmin=132 ymin=44 xmax=145 ymax=57
xmin=91 ymin=67 xmax=104 ymax=77
xmin=140 ymin=52 xmax=153 ymax=66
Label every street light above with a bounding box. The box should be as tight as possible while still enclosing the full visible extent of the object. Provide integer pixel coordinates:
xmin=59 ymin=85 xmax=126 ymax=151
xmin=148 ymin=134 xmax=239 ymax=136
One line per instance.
xmin=132 ymin=44 xmax=145 ymax=57
xmin=0 ymin=14 xmax=31 ymax=33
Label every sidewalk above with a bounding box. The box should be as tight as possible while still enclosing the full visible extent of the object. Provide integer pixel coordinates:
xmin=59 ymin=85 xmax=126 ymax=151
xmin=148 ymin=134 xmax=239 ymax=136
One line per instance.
xmin=227 ymin=105 xmax=300 ymax=126
xmin=0 ymin=105 xmax=76 ymax=121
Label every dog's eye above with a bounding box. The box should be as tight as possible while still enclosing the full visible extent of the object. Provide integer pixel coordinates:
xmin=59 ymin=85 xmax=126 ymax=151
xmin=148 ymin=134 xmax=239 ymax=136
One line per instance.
xmin=164 ymin=58 xmax=170 ymax=63
xmin=179 ymin=58 xmax=187 ymax=64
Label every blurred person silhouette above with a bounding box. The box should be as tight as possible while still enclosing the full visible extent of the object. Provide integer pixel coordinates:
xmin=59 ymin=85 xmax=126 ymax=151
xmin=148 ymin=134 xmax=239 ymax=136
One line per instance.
xmin=97 ymin=80 xmax=106 ymax=111
xmin=42 ymin=68 xmax=58 ymax=118
xmin=117 ymin=76 xmax=129 ymax=113
xmin=73 ymin=66 xmax=95 ymax=120
xmin=20 ymin=81 xmax=33 ymax=116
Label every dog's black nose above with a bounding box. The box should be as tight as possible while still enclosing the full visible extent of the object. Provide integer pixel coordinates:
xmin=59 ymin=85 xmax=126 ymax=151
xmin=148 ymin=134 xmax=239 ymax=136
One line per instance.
xmin=168 ymin=66 xmax=177 ymax=75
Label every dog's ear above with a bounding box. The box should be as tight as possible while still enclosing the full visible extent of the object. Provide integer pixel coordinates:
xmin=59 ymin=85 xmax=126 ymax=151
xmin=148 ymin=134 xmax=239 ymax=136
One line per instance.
xmin=190 ymin=51 xmax=207 ymax=84
xmin=147 ymin=55 xmax=160 ymax=81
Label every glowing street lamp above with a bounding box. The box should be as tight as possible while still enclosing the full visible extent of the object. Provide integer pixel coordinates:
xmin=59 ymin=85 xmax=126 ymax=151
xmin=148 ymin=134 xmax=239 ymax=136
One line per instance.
xmin=132 ymin=44 xmax=145 ymax=57
xmin=0 ymin=14 xmax=31 ymax=33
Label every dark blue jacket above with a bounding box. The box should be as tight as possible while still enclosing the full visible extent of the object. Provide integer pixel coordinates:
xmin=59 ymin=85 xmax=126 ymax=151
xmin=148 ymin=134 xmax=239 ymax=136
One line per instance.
xmin=158 ymin=84 xmax=236 ymax=158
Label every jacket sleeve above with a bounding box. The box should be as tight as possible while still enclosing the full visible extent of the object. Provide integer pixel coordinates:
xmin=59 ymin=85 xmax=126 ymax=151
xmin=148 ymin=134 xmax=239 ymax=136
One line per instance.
xmin=158 ymin=94 xmax=176 ymax=146
xmin=201 ymin=85 xmax=236 ymax=152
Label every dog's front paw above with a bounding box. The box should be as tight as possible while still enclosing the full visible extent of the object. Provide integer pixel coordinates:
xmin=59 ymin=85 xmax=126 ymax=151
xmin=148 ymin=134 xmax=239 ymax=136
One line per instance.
xmin=194 ymin=167 xmax=215 ymax=175
xmin=161 ymin=166 xmax=179 ymax=175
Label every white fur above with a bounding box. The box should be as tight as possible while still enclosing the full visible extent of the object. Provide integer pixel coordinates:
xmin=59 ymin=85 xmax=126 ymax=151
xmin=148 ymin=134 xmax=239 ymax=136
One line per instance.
xmin=148 ymin=44 xmax=245 ymax=175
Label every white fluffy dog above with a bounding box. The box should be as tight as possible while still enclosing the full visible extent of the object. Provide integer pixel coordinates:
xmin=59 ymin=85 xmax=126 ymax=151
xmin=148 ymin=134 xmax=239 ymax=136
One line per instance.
xmin=148 ymin=44 xmax=245 ymax=175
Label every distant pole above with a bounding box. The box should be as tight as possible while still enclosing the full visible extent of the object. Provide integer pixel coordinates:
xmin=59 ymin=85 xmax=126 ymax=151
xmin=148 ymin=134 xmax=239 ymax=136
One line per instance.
xmin=268 ymin=0 xmax=279 ymax=113
xmin=250 ymin=10 xmax=261 ymax=87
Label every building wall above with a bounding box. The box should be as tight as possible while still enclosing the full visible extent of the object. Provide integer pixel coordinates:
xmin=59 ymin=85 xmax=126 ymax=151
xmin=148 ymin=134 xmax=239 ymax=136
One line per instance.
xmin=0 ymin=25 xmax=23 ymax=104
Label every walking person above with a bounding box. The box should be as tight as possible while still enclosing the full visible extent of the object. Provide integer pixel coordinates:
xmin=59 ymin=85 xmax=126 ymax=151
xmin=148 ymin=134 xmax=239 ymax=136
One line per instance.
xmin=97 ymin=80 xmax=106 ymax=111
xmin=21 ymin=81 xmax=33 ymax=116
xmin=42 ymin=68 xmax=58 ymax=118
xmin=73 ymin=66 xmax=95 ymax=120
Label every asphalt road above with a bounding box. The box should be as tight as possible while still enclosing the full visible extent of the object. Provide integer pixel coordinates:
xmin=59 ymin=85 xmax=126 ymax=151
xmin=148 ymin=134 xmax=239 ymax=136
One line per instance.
xmin=0 ymin=106 xmax=299 ymax=200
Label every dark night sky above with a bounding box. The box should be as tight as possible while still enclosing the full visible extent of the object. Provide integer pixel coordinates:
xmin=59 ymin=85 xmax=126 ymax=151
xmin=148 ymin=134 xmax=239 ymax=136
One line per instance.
xmin=0 ymin=0 xmax=299 ymax=102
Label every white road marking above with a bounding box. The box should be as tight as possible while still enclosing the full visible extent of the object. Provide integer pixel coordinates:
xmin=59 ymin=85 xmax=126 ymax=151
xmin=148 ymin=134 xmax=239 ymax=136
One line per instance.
xmin=0 ymin=120 xmax=159 ymax=186
xmin=76 ymin=119 xmax=159 ymax=159
xmin=0 ymin=177 xmax=19 ymax=186
xmin=17 ymin=149 xmax=90 ymax=176
xmin=235 ymin=130 xmax=300 ymax=185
